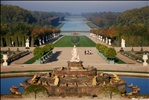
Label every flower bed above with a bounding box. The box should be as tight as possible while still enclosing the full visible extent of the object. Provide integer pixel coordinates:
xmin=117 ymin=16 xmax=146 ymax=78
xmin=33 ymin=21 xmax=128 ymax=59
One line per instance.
xmin=7 ymin=51 xmax=30 ymax=64
xmin=121 ymin=51 xmax=149 ymax=63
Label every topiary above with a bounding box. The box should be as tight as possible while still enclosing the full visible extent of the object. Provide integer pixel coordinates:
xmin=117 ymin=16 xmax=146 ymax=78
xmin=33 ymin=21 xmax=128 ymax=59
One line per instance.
xmin=22 ymin=85 xmax=49 ymax=99
xmin=71 ymin=36 xmax=80 ymax=46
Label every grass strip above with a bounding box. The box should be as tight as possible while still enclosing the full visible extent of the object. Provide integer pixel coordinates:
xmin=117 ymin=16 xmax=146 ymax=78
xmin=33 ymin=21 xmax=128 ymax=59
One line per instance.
xmin=54 ymin=36 xmax=96 ymax=47
xmin=114 ymin=57 xmax=126 ymax=64
xmin=23 ymin=57 xmax=36 ymax=64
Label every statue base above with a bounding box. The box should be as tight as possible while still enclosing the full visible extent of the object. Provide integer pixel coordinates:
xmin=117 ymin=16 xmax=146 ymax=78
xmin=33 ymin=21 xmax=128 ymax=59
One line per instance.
xmin=67 ymin=61 xmax=84 ymax=70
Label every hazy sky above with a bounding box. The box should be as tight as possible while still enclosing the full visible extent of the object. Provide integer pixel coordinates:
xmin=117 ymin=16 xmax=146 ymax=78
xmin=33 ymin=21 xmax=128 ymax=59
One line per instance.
xmin=1 ymin=1 xmax=148 ymax=14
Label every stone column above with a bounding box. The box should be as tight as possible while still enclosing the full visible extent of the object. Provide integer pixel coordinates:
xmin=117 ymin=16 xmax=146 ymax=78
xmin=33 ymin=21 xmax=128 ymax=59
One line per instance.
xmin=108 ymin=39 xmax=111 ymax=45
xmin=143 ymin=54 xmax=148 ymax=66
xmin=3 ymin=54 xmax=8 ymax=66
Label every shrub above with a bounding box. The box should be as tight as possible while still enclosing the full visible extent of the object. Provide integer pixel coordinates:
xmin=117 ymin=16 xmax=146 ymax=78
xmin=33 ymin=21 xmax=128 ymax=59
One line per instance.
xmin=104 ymin=48 xmax=116 ymax=59
xmin=33 ymin=46 xmax=44 ymax=60
xmin=71 ymin=36 xmax=80 ymax=45
xmin=96 ymin=43 xmax=101 ymax=50
xmin=99 ymin=45 xmax=107 ymax=53
xmin=22 ymin=85 xmax=49 ymax=99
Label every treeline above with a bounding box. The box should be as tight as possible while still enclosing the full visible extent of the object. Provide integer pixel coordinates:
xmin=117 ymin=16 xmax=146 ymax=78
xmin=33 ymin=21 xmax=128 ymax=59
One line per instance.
xmin=83 ymin=6 xmax=149 ymax=27
xmin=84 ymin=6 xmax=149 ymax=46
xmin=84 ymin=12 xmax=119 ymax=27
xmin=1 ymin=4 xmax=70 ymax=47
xmin=1 ymin=4 xmax=70 ymax=26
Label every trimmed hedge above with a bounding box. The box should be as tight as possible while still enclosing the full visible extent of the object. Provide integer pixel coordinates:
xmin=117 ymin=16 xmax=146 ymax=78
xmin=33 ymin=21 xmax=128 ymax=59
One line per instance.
xmin=96 ymin=43 xmax=116 ymax=59
xmin=33 ymin=43 xmax=54 ymax=60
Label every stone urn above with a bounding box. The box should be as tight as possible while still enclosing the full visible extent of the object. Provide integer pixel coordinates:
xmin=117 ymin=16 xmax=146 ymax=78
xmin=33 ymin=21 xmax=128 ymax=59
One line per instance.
xmin=142 ymin=54 xmax=148 ymax=66
xmin=3 ymin=54 xmax=8 ymax=66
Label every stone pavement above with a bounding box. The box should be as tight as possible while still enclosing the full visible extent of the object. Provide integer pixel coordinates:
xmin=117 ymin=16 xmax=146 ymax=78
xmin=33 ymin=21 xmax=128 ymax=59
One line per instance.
xmin=1 ymin=33 xmax=149 ymax=74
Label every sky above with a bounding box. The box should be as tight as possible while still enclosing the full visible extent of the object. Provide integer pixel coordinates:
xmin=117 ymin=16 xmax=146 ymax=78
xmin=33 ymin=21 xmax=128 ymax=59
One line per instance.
xmin=1 ymin=1 xmax=148 ymax=14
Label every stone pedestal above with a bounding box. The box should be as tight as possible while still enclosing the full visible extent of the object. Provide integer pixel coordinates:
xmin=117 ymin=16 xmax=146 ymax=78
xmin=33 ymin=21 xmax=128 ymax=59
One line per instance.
xmin=67 ymin=61 xmax=83 ymax=70
xmin=3 ymin=54 xmax=8 ymax=66
xmin=143 ymin=55 xmax=148 ymax=66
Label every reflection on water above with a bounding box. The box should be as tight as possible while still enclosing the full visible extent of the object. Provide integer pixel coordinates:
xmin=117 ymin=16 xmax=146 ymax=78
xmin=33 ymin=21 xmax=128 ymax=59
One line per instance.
xmin=0 ymin=77 xmax=30 ymax=94
xmin=120 ymin=76 xmax=149 ymax=94
xmin=1 ymin=76 xmax=149 ymax=95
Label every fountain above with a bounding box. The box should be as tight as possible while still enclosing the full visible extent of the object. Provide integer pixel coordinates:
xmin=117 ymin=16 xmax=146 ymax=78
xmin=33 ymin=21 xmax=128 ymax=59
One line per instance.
xmin=24 ymin=46 xmax=126 ymax=95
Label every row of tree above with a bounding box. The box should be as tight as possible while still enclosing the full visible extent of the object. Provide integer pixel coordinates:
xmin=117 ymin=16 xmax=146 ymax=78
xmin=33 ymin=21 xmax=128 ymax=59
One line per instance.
xmin=1 ymin=4 xmax=66 ymax=47
xmin=1 ymin=22 xmax=61 ymax=47
xmin=91 ymin=24 xmax=149 ymax=46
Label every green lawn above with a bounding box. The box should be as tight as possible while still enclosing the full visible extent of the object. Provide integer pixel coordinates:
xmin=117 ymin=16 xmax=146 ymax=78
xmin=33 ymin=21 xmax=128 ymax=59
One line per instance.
xmin=54 ymin=36 xmax=96 ymax=47
xmin=23 ymin=57 xmax=36 ymax=64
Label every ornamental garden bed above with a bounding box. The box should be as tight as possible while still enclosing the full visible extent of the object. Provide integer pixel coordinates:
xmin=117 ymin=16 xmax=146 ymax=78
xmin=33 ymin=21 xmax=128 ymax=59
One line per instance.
xmin=1 ymin=49 xmax=30 ymax=64
xmin=121 ymin=51 xmax=149 ymax=63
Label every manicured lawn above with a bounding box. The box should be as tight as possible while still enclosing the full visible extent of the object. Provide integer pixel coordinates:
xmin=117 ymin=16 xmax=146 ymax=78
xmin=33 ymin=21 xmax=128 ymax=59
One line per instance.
xmin=54 ymin=36 xmax=96 ymax=47
xmin=23 ymin=57 xmax=36 ymax=64
xmin=114 ymin=57 xmax=126 ymax=64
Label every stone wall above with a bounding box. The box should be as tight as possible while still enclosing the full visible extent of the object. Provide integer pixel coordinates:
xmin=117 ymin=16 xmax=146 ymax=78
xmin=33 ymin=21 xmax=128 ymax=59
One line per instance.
xmin=53 ymin=70 xmax=97 ymax=76
xmin=46 ymin=86 xmax=100 ymax=95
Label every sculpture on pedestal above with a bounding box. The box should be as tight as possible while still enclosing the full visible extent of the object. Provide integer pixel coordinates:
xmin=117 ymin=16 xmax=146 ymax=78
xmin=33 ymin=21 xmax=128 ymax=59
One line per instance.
xmin=25 ymin=39 xmax=30 ymax=49
xmin=3 ymin=54 xmax=8 ymax=66
xmin=142 ymin=54 xmax=148 ymax=66
xmin=70 ymin=45 xmax=80 ymax=62
xmin=121 ymin=38 xmax=125 ymax=48
xmin=108 ymin=39 xmax=111 ymax=45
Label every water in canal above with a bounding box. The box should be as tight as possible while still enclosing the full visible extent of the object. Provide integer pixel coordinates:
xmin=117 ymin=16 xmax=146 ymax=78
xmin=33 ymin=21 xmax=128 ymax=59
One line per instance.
xmin=1 ymin=76 xmax=149 ymax=94
xmin=61 ymin=16 xmax=90 ymax=32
